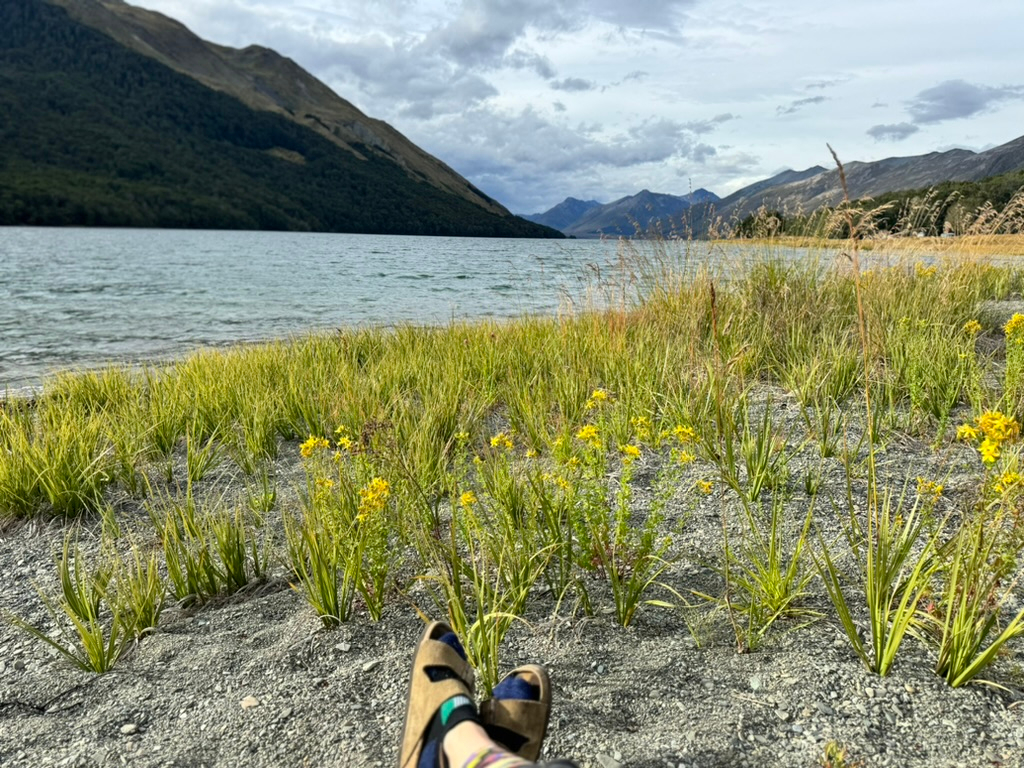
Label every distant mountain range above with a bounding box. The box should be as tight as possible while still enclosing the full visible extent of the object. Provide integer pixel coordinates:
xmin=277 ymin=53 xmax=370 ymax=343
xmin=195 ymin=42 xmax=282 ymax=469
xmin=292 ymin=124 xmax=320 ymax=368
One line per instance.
xmin=527 ymin=135 xmax=1024 ymax=237
xmin=524 ymin=189 xmax=719 ymax=238
xmin=0 ymin=0 xmax=560 ymax=237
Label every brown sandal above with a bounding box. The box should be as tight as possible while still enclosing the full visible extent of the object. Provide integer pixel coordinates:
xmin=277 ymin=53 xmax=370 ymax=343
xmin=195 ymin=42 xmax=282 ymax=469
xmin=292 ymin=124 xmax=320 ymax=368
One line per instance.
xmin=479 ymin=664 xmax=552 ymax=762
xmin=398 ymin=621 xmax=477 ymax=768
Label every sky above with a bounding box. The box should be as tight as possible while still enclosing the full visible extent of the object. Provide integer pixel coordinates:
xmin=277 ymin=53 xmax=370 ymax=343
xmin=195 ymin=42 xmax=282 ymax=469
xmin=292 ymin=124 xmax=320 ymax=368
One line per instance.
xmin=130 ymin=0 xmax=1024 ymax=214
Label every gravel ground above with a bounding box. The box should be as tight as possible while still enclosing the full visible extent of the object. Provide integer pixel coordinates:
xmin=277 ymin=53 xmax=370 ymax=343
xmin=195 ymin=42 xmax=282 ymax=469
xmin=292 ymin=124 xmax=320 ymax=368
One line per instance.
xmin=2 ymin=391 xmax=1024 ymax=768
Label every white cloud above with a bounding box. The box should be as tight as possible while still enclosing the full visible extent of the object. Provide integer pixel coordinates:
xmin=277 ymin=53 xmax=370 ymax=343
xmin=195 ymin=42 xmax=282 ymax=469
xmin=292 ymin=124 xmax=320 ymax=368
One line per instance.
xmin=126 ymin=0 xmax=1024 ymax=211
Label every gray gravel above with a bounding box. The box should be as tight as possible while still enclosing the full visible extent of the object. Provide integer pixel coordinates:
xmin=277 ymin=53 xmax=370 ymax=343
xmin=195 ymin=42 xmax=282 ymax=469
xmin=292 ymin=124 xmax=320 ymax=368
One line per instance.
xmin=2 ymin=389 xmax=1024 ymax=768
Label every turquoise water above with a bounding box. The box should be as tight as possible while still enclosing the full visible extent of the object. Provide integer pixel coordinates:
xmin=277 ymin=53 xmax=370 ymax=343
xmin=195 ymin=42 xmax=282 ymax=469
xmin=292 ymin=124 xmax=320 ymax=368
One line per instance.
xmin=0 ymin=228 xmax=624 ymax=390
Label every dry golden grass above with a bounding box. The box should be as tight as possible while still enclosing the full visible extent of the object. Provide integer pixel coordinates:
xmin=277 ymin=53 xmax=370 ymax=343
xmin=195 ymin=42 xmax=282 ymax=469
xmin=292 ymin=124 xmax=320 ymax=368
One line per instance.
xmin=723 ymin=234 xmax=1024 ymax=257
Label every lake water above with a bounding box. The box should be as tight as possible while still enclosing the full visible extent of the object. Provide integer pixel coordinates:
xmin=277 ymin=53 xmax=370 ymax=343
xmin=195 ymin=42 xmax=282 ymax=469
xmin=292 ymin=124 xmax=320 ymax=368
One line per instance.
xmin=1 ymin=228 xmax=632 ymax=391
xmin=1 ymin=227 xmax=837 ymax=392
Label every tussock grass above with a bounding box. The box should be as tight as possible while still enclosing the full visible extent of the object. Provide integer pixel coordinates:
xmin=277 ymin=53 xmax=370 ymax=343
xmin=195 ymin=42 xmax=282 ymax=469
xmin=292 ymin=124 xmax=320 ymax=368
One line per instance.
xmin=4 ymin=202 xmax=1024 ymax=686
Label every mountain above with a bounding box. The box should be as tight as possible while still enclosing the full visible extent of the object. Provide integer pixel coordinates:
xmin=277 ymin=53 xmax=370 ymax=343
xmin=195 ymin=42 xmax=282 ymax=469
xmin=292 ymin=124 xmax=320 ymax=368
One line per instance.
xmin=715 ymin=135 xmax=1024 ymax=221
xmin=528 ymin=189 xmax=721 ymax=238
xmin=522 ymin=198 xmax=602 ymax=230
xmin=0 ymin=0 xmax=560 ymax=237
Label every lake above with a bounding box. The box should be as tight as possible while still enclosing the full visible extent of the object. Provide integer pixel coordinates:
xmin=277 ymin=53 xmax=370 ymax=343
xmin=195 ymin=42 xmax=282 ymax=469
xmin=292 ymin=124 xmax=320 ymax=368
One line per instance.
xmin=1 ymin=228 xmax=630 ymax=391
xmin=1 ymin=227 xmax=834 ymax=392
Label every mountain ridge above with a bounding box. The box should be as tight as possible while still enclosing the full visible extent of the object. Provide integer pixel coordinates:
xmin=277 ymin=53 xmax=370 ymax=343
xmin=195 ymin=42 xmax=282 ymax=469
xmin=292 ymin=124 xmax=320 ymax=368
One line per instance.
xmin=0 ymin=0 xmax=560 ymax=237
xmin=44 ymin=0 xmax=510 ymax=217
xmin=528 ymin=135 xmax=1024 ymax=237
xmin=0 ymin=0 xmax=561 ymax=237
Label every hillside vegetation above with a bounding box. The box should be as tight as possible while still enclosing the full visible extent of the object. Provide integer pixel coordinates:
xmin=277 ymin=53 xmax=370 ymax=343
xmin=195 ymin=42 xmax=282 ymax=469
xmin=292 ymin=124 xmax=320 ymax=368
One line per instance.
xmin=0 ymin=0 xmax=559 ymax=237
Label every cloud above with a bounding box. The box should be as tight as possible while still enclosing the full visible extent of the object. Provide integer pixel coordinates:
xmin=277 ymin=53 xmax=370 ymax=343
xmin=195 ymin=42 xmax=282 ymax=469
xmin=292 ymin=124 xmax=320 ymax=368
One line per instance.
xmin=907 ymin=79 xmax=1024 ymax=124
xmin=866 ymin=123 xmax=920 ymax=142
xmin=804 ymin=78 xmax=845 ymax=90
xmin=551 ymin=77 xmax=595 ymax=92
xmin=683 ymin=113 xmax=736 ymax=134
xmin=503 ymin=49 xmax=556 ymax=79
xmin=552 ymin=100 xmax=566 ymax=112
xmin=776 ymin=95 xmax=828 ymax=115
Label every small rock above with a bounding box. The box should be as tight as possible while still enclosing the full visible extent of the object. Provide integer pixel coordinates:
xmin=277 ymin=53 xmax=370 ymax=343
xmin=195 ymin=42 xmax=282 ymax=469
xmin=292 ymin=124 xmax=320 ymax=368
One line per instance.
xmin=776 ymin=711 xmax=791 ymax=722
xmin=865 ymin=687 xmax=875 ymax=698
xmin=598 ymin=754 xmax=624 ymax=768
xmin=749 ymin=676 xmax=762 ymax=692
xmin=0 ymin=661 xmax=5 ymax=675
xmin=240 ymin=696 xmax=260 ymax=710
xmin=362 ymin=659 xmax=383 ymax=673
xmin=119 ymin=724 xmax=138 ymax=736
xmin=597 ymin=664 xmax=607 ymax=674
xmin=13 ymin=660 xmax=25 ymax=671
xmin=336 ymin=642 xmax=352 ymax=653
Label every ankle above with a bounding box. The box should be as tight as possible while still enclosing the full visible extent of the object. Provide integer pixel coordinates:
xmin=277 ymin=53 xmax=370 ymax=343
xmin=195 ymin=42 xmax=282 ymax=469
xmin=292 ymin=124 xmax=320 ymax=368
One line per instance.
xmin=443 ymin=723 xmax=532 ymax=768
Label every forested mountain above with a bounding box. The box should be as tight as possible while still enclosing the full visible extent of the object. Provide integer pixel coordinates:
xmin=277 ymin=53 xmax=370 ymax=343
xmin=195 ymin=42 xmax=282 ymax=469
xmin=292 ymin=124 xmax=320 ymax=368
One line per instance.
xmin=0 ymin=0 xmax=561 ymax=237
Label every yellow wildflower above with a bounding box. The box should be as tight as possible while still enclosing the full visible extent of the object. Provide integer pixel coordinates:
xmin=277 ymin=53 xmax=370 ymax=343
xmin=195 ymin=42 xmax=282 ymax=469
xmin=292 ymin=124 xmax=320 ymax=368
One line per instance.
xmin=567 ymin=456 xmax=581 ymax=470
xmin=337 ymin=436 xmax=354 ymax=451
xmin=590 ymin=388 xmax=611 ymax=403
xmin=673 ymin=425 xmax=697 ymax=443
xmin=300 ymin=435 xmax=330 ymax=458
xmin=459 ymin=490 xmax=478 ymax=508
xmin=575 ymin=424 xmax=601 ymax=448
xmin=490 ymin=431 xmax=514 ymax=451
xmin=963 ymin=319 xmax=982 ymax=335
xmin=956 ymin=424 xmax=978 ymax=442
xmin=979 ymin=438 xmax=1001 ymax=466
xmin=995 ymin=471 xmax=1022 ymax=493
xmin=525 ymin=448 xmax=539 ymax=458
xmin=915 ymin=261 xmax=937 ymax=278
xmin=473 ymin=455 xmax=484 ymax=465
xmin=454 ymin=431 xmax=470 ymax=443
xmin=696 ymin=479 xmax=714 ymax=495
xmin=676 ymin=450 xmax=696 ymax=465
xmin=555 ymin=476 xmax=572 ymax=492
xmin=976 ymin=411 xmax=1020 ymax=443
xmin=916 ymin=477 xmax=943 ymax=500
xmin=619 ymin=443 xmax=641 ymax=463
xmin=1005 ymin=313 xmax=1024 ymax=339
xmin=357 ymin=477 xmax=390 ymax=521
xmin=631 ymin=416 xmax=653 ymax=441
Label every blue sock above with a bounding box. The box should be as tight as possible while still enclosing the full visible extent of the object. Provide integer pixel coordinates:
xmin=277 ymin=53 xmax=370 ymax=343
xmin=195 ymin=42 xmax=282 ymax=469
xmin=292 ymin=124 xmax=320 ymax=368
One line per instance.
xmin=493 ymin=675 xmax=538 ymax=702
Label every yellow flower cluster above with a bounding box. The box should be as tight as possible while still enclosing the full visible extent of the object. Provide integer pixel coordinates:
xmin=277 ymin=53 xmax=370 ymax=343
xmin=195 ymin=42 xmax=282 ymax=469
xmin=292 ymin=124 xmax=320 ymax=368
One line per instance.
xmin=300 ymin=435 xmax=330 ymax=458
xmin=585 ymin=389 xmax=613 ymax=409
xmin=977 ymin=411 xmax=1020 ymax=443
xmin=914 ymin=261 xmax=937 ymax=278
xmin=575 ymin=424 xmax=602 ymax=449
xmin=490 ymin=431 xmax=514 ymax=451
xmin=995 ymin=471 xmax=1022 ymax=494
xmin=1005 ymin=313 xmax=1024 ymax=340
xmin=915 ymin=477 xmax=944 ymax=502
xmin=675 ymin=450 xmax=696 ymax=465
xmin=963 ymin=319 xmax=982 ymax=335
xmin=619 ymin=443 xmax=641 ymax=463
xmin=631 ymin=416 xmax=653 ymax=442
xmin=673 ymin=425 xmax=697 ymax=443
xmin=459 ymin=490 xmax=478 ymax=508
xmin=357 ymin=477 xmax=390 ymax=522
xmin=696 ymin=479 xmax=714 ymax=495
xmin=958 ymin=410 xmax=1020 ymax=466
